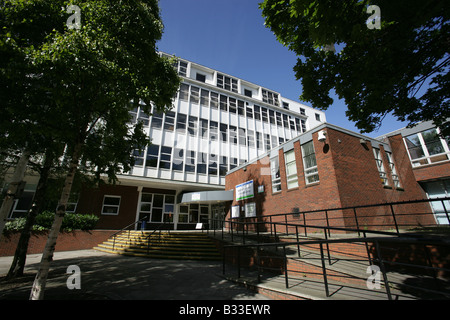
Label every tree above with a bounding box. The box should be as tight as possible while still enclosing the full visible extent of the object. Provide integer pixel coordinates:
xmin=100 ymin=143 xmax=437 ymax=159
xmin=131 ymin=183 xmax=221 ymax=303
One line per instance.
xmin=1 ymin=0 xmax=180 ymax=299
xmin=259 ymin=0 xmax=450 ymax=136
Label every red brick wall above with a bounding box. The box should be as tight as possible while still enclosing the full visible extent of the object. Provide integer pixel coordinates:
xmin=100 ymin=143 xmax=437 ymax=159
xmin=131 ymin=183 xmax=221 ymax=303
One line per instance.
xmin=0 ymin=230 xmax=115 ymax=257
xmin=77 ymin=184 xmax=139 ymax=230
xmin=225 ymin=127 xmax=436 ymax=232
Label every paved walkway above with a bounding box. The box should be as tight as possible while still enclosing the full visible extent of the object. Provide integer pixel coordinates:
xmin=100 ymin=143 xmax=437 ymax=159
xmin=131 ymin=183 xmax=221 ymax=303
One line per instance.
xmin=0 ymin=249 xmax=269 ymax=300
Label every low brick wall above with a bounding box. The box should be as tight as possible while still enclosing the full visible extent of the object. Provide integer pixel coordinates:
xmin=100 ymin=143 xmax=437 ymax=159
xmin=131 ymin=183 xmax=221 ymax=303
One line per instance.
xmin=0 ymin=230 xmax=116 ymax=257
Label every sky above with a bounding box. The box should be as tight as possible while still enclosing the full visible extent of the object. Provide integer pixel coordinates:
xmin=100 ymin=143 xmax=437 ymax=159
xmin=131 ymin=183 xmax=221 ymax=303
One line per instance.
xmin=156 ymin=0 xmax=408 ymax=138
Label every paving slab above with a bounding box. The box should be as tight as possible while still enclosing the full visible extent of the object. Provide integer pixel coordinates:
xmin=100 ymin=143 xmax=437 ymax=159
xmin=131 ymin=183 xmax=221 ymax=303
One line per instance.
xmin=0 ymin=249 xmax=269 ymax=300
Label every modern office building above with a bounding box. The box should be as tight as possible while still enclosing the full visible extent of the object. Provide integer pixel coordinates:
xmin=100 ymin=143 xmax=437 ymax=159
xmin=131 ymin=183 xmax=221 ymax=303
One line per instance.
xmin=70 ymin=54 xmax=326 ymax=230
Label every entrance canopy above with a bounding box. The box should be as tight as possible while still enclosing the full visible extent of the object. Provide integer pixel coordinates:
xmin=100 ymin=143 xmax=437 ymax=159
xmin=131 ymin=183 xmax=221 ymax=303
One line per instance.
xmin=179 ymin=190 xmax=234 ymax=205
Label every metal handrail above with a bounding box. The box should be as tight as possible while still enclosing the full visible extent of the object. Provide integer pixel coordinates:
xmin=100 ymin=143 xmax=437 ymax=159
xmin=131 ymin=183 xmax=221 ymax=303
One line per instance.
xmin=144 ymin=215 xmax=172 ymax=254
xmin=111 ymin=216 xmax=148 ymax=251
xmin=222 ymin=235 xmax=450 ymax=300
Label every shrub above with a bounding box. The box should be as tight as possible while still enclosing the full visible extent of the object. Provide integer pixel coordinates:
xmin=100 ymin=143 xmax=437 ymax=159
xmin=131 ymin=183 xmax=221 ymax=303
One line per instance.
xmin=3 ymin=211 xmax=99 ymax=233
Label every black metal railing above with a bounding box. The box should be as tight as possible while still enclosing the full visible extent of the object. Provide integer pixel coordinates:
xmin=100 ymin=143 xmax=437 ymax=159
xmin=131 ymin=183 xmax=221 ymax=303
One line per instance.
xmin=206 ymin=197 xmax=450 ymax=245
xmin=221 ymin=235 xmax=450 ymax=300
xmin=111 ymin=216 xmax=148 ymax=251
xmin=144 ymin=215 xmax=172 ymax=254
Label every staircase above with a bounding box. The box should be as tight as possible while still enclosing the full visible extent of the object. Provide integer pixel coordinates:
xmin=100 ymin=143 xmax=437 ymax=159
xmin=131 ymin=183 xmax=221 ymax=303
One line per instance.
xmin=94 ymin=231 xmax=221 ymax=261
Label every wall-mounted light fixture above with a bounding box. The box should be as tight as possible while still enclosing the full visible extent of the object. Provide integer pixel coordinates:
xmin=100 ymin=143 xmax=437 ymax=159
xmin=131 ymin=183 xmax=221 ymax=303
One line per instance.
xmin=317 ymin=130 xmax=327 ymax=143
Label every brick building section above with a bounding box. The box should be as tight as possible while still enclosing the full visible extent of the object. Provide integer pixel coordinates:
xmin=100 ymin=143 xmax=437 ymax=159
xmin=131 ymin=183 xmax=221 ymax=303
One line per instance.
xmin=76 ymin=184 xmax=140 ymax=230
xmin=225 ymin=127 xmax=435 ymax=233
xmin=387 ymin=133 xmax=450 ymax=183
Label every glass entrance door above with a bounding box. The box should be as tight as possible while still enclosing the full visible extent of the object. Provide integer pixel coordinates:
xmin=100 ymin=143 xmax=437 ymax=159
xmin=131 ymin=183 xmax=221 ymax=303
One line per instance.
xmin=211 ymin=204 xmax=225 ymax=229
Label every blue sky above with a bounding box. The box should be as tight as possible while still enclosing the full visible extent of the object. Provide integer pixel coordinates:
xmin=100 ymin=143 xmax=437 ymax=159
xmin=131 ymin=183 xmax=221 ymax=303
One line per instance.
xmin=156 ymin=0 xmax=408 ymax=138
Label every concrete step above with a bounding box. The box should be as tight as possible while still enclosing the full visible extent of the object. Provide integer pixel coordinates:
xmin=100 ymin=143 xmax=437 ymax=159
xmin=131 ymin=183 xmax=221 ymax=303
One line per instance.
xmin=93 ymin=230 xmax=222 ymax=261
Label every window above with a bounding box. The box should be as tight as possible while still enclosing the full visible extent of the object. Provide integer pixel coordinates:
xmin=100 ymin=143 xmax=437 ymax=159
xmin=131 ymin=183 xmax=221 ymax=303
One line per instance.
xmin=262 ymin=89 xmax=279 ymax=106
xmin=300 ymin=108 xmax=306 ymax=115
xmin=178 ymin=61 xmax=187 ymax=77
xmin=302 ymin=141 xmax=319 ymax=184
xmin=244 ymin=89 xmax=252 ymax=97
xmin=200 ymin=89 xmax=209 ymax=106
xmin=151 ymin=194 xmax=164 ymax=222
xmin=145 ymin=144 xmax=159 ymax=168
xmin=405 ymin=128 xmax=449 ymax=167
xmin=247 ymin=130 xmax=255 ymax=148
xmin=151 ymin=112 xmax=163 ymax=129
xmin=238 ymin=100 xmax=245 ymax=116
xmin=283 ymin=102 xmax=289 ymax=110
xmin=373 ymin=148 xmax=388 ymax=186
xmin=229 ymin=125 xmax=237 ymax=145
xmin=229 ymin=98 xmax=237 ymax=114
xmin=196 ymin=73 xmax=206 ymax=82
xmin=386 ymin=152 xmax=401 ymax=188
xmin=269 ymin=110 xmax=275 ymax=124
xmin=133 ymin=149 xmax=145 ymax=166
xmin=276 ymin=112 xmax=282 ymax=126
xmin=179 ymin=204 xmax=189 ymax=223
xmin=8 ymin=191 xmax=34 ymax=219
xmin=138 ymin=108 xmax=150 ymax=126
xmin=197 ymin=152 xmax=207 ymax=174
xmin=190 ymin=86 xmax=199 ymax=104
xmin=188 ymin=116 xmax=198 ymax=136
xmin=264 ymin=134 xmax=271 ymax=151
xmin=102 ymin=196 xmax=121 ymax=215
xmin=210 ymin=92 xmax=218 ymax=109
xmin=209 ymin=121 xmax=218 ymax=140
xmin=270 ymin=157 xmax=282 ymax=192
xmin=285 ymin=150 xmax=298 ymax=189
xmin=159 ymin=146 xmax=172 ymax=169
xmin=254 ymin=105 xmax=261 ymax=120
xmin=185 ymin=150 xmax=196 ymax=173
xmin=138 ymin=193 xmax=152 ymax=220
xmin=179 ymin=83 xmax=189 ymax=101
xmin=246 ymin=106 xmax=253 ymax=119
xmin=176 ymin=113 xmax=187 ymax=133
xmin=261 ymin=107 xmax=268 ymax=123
xmin=315 ymin=113 xmax=321 ymax=121
xmin=209 ymin=154 xmax=218 ymax=175
xmin=230 ymin=157 xmax=238 ymax=170
xmin=164 ymin=195 xmax=175 ymax=222
xmin=220 ymin=123 xmax=228 ymax=142
xmin=301 ymin=119 xmax=306 ymax=133
xmin=239 ymin=128 xmax=246 ymax=146
xmin=256 ymin=132 xmax=262 ymax=150
xmin=220 ymin=95 xmax=228 ymax=111
xmin=200 ymin=119 xmax=208 ymax=138
xmin=217 ymin=73 xmax=237 ymax=92
xmin=164 ymin=111 xmax=175 ymax=131
xmin=219 ymin=156 xmax=228 ymax=176
xmin=172 ymin=148 xmax=184 ymax=171
xmin=282 ymin=114 xmax=289 ymax=128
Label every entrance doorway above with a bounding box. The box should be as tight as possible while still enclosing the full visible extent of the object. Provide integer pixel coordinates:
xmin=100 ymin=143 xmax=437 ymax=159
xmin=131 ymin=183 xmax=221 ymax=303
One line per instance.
xmin=211 ymin=204 xmax=226 ymax=229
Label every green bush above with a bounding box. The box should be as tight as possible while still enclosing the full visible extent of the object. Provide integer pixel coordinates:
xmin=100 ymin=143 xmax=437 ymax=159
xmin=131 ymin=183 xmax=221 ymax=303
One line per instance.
xmin=3 ymin=211 xmax=99 ymax=233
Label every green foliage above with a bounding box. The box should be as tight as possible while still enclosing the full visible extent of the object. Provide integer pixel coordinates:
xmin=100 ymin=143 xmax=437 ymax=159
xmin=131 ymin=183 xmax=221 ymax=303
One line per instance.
xmin=4 ymin=211 xmax=99 ymax=233
xmin=0 ymin=0 xmax=181 ymax=182
xmin=260 ymin=0 xmax=449 ymax=136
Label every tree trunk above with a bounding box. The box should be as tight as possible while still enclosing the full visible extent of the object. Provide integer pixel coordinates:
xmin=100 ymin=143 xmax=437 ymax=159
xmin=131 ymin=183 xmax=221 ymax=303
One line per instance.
xmin=6 ymin=152 xmax=54 ymax=279
xmin=0 ymin=150 xmax=31 ymax=240
xmin=29 ymin=141 xmax=83 ymax=300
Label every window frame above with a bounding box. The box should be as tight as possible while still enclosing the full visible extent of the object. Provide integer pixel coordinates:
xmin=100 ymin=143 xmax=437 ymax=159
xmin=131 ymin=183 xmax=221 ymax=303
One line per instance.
xmin=302 ymin=141 xmax=320 ymax=185
xmin=102 ymin=195 xmax=121 ymax=216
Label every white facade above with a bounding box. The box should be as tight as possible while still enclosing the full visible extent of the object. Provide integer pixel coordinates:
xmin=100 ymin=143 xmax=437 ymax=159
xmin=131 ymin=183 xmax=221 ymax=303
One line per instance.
xmin=124 ymin=54 xmax=326 ymax=187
